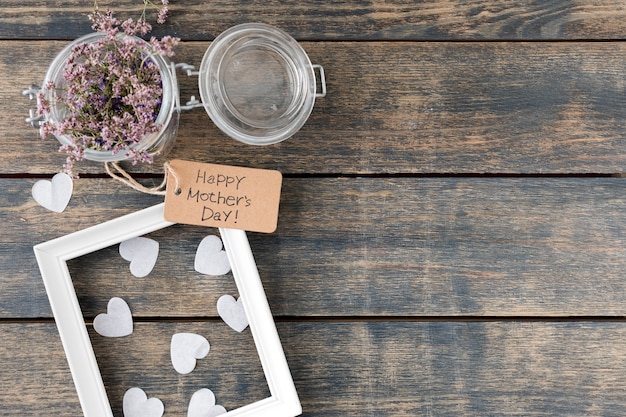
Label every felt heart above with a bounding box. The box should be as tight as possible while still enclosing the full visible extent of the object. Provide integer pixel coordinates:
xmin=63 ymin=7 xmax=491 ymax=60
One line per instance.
xmin=123 ymin=387 xmax=164 ymax=417
xmin=93 ymin=297 xmax=133 ymax=337
xmin=217 ymin=295 xmax=249 ymax=333
xmin=31 ymin=172 xmax=73 ymax=213
xmin=187 ymin=388 xmax=227 ymax=417
xmin=171 ymin=333 xmax=210 ymax=374
xmin=119 ymin=237 xmax=159 ymax=277
xmin=194 ymin=235 xmax=231 ymax=276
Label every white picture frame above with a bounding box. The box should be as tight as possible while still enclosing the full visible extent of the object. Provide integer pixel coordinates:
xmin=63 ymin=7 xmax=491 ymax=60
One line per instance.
xmin=33 ymin=203 xmax=301 ymax=417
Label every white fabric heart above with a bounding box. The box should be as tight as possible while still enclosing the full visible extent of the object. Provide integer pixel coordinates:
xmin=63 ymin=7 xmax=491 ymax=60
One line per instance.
xmin=93 ymin=297 xmax=133 ymax=337
xmin=194 ymin=235 xmax=231 ymax=276
xmin=31 ymin=172 xmax=73 ymax=213
xmin=123 ymin=387 xmax=164 ymax=417
xmin=119 ymin=237 xmax=159 ymax=277
xmin=217 ymin=295 xmax=249 ymax=333
xmin=171 ymin=333 xmax=210 ymax=374
xmin=187 ymin=388 xmax=227 ymax=417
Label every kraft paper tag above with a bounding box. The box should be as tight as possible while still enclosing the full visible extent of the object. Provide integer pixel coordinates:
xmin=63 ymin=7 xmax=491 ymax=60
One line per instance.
xmin=164 ymin=160 xmax=282 ymax=233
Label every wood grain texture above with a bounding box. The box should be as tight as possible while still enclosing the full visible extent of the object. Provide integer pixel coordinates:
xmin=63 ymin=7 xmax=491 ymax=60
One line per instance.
xmin=2 ymin=0 xmax=626 ymax=41
xmin=3 ymin=2 xmax=625 ymax=415
xmin=3 ymin=321 xmax=626 ymax=416
xmin=3 ymin=176 xmax=625 ymax=318
xmin=5 ymin=41 xmax=626 ymax=175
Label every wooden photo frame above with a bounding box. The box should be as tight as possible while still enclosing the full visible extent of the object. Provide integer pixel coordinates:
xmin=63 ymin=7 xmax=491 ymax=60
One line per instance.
xmin=33 ymin=203 xmax=301 ymax=417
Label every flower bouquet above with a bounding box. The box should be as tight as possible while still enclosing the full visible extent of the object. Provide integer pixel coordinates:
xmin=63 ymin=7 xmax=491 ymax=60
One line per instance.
xmin=36 ymin=1 xmax=180 ymax=175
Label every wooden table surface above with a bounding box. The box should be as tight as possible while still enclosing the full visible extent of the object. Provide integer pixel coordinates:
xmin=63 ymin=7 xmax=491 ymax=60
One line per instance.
xmin=3 ymin=1 xmax=626 ymax=415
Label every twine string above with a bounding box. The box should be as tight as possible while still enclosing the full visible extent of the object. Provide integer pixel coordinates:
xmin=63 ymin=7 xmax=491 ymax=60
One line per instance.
xmin=104 ymin=161 xmax=180 ymax=196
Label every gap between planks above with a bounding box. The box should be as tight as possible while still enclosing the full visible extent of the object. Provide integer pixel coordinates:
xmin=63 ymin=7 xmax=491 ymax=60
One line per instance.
xmin=2 ymin=316 xmax=626 ymax=324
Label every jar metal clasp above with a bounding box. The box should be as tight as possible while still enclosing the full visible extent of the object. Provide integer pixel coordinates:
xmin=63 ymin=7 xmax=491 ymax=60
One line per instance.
xmin=312 ymin=64 xmax=327 ymax=98
xmin=22 ymin=85 xmax=45 ymax=128
xmin=173 ymin=62 xmax=205 ymax=111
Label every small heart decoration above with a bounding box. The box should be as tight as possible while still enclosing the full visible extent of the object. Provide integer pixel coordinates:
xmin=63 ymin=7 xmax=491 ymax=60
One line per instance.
xmin=217 ymin=295 xmax=249 ymax=333
xmin=123 ymin=387 xmax=164 ymax=417
xmin=194 ymin=235 xmax=231 ymax=276
xmin=93 ymin=297 xmax=133 ymax=337
xmin=187 ymin=388 xmax=227 ymax=417
xmin=119 ymin=237 xmax=159 ymax=277
xmin=171 ymin=333 xmax=210 ymax=374
xmin=32 ymin=172 xmax=73 ymax=213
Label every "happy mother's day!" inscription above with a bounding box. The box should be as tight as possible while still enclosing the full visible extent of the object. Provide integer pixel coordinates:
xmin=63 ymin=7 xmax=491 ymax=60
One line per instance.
xmin=164 ymin=160 xmax=282 ymax=233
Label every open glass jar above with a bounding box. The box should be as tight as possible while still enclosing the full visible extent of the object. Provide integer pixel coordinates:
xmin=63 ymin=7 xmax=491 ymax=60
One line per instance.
xmin=199 ymin=23 xmax=326 ymax=145
xmin=25 ymin=23 xmax=325 ymax=165
xmin=26 ymin=32 xmax=180 ymax=165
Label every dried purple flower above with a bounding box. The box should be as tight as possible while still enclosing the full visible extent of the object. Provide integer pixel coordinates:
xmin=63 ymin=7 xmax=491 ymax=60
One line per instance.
xmin=37 ymin=2 xmax=179 ymax=176
xmin=157 ymin=6 xmax=169 ymax=24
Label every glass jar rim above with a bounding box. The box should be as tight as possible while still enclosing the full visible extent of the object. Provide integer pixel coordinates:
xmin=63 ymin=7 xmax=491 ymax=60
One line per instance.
xmin=198 ymin=23 xmax=317 ymax=145
xmin=41 ymin=32 xmax=178 ymax=162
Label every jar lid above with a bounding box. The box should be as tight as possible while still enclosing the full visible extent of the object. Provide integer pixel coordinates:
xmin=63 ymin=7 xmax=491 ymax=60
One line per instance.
xmin=199 ymin=23 xmax=318 ymax=145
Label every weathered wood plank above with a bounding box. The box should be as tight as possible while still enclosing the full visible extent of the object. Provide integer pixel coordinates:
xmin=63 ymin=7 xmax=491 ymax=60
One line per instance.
xmin=5 ymin=41 xmax=626 ymax=175
xmin=2 ymin=177 xmax=625 ymax=318
xmin=2 ymin=0 xmax=626 ymax=41
xmin=3 ymin=321 xmax=626 ymax=416
xmin=0 ymin=321 xmax=267 ymax=416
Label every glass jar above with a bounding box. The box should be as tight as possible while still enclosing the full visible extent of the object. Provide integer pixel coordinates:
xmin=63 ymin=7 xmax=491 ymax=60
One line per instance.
xmin=36 ymin=32 xmax=179 ymax=163
xmin=25 ymin=24 xmax=326 ymax=153
xmin=199 ymin=23 xmax=326 ymax=145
